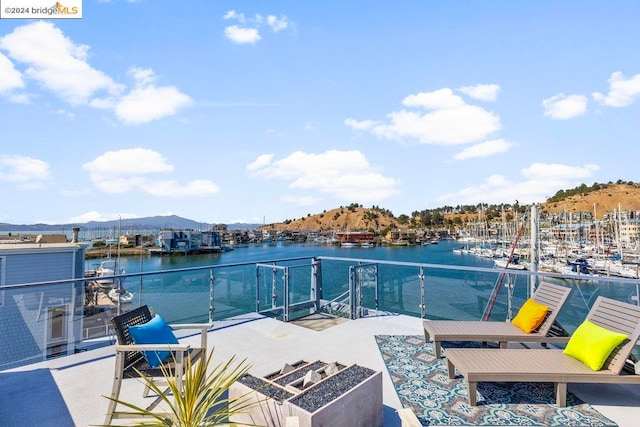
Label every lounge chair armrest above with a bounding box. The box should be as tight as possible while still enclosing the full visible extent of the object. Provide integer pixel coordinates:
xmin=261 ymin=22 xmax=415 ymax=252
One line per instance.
xmin=169 ymin=322 xmax=213 ymax=331
xmin=169 ymin=322 xmax=213 ymax=350
xmin=115 ymin=343 xmax=191 ymax=353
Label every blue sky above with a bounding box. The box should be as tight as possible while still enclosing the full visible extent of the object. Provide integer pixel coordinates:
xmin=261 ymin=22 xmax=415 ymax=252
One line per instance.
xmin=1 ymin=1 xmax=639 ymax=225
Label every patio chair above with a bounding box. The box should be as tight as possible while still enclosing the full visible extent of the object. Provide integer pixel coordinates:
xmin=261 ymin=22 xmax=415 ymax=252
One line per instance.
xmin=104 ymin=305 xmax=212 ymax=425
xmin=424 ymin=281 xmax=573 ymax=358
xmin=445 ymin=296 xmax=640 ymax=406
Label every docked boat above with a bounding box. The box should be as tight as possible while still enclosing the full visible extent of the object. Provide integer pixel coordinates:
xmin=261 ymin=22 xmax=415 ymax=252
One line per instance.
xmin=493 ymin=257 xmax=527 ymax=270
xmin=108 ymin=287 xmax=135 ymax=304
xmin=340 ymin=242 xmax=358 ymax=248
xmin=95 ymin=259 xmax=120 ymax=290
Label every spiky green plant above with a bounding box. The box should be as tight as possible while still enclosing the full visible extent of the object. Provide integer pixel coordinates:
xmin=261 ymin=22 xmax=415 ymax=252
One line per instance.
xmin=103 ymin=348 xmax=257 ymax=426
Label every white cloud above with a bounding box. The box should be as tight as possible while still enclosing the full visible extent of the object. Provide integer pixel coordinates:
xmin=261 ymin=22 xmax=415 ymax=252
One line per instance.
xmin=344 ymin=118 xmax=379 ymax=130
xmin=593 ymin=71 xmax=640 ymax=107
xmin=521 ymin=162 xmax=599 ymax=180
xmin=224 ymin=26 xmax=261 ymax=44
xmin=403 ymin=88 xmax=466 ymax=109
xmin=128 ymin=66 xmax=156 ymax=86
xmin=115 ymin=85 xmax=193 ymax=125
xmin=0 ymin=154 xmax=51 ymax=190
xmin=542 ymin=93 xmax=588 ymax=119
xmin=248 ymin=150 xmax=399 ymax=202
xmin=453 ymin=139 xmax=514 ymax=160
xmin=222 ymin=11 xmax=292 ymax=44
xmin=458 ymin=84 xmax=500 ymax=102
xmin=0 ymin=52 xmax=24 ymax=93
xmin=0 ymin=22 xmax=191 ymax=124
xmin=223 ymin=10 xmax=246 ymax=22
xmin=246 ymin=154 xmax=274 ymax=171
xmin=82 ymin=148 xmax=174 ymax=175
xmin=0 ymin=21 xmax=123 ymax=105
xmin=82 ymin=148 xmax=219 ymax=196
xmin=437 ymin=163 xmax=599 ymax=205
xmin=267 ymin=15 xmax=289 ymax=32
xmin=347 ymin=88 xmax=501 ymax=145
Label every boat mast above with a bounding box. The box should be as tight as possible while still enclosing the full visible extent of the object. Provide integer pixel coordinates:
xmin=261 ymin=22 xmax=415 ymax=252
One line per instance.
xmin=530 ymin=204 xmax=539 ymax=296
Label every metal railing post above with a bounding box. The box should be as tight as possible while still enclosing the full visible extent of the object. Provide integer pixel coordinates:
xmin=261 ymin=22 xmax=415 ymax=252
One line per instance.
xmin=349 ymin=266 xmax=356 ymax=319
xmin=208 ymin=268 xmax=215 ymax=323
xmin=255 ymin=266 xmax=261 ymax=313
xmin=374 ymin=264 xmax=379 ymax=311
xmin=311 ymin=258 xmax=321 ymax=313
xmin=419 ymin=267 xmax=426 ymax=318
xmin=283 ymin=266 xmax=289 ymax=322
xmin=271 ymin=266 xmax=277 ymax=309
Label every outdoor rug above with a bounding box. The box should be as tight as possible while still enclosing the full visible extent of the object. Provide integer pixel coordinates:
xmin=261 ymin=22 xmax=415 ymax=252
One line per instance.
xmin=375 ymin=335 xmax=616 ymax=426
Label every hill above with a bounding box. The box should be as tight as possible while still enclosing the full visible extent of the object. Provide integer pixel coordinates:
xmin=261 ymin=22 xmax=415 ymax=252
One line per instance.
xmin=541 ymin=183 xmax=640 ymax=219
xmin=262 ymin=183 xmax=640 ymax=231
xmin=261 ymin=206 xmax=399 ymax=232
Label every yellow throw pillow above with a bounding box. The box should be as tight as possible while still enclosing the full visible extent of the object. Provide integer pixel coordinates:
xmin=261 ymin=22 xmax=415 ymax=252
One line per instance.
xmin=512 ymin=298 xmax=549 ymax=333
xmin=563 ymin=320 xmax=628 ymax=371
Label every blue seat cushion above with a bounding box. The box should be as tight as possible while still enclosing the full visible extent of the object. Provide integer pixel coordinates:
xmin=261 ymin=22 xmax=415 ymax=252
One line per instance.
xmin=128 ymin=314 xmax=179 ymax=367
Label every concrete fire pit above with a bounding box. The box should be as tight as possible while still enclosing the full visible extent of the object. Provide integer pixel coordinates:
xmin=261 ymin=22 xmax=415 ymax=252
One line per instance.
xmin=230 ymin=360 xmax=382 ymax=427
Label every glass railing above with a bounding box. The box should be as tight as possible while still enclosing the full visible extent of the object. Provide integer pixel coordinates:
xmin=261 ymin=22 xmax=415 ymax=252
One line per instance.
xmin=1 ymin=255 xmax=639 ymax=371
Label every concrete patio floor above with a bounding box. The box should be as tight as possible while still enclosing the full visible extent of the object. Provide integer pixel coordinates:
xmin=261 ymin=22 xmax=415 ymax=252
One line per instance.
xmin=2 ymin=313 xmax=640 ymax=426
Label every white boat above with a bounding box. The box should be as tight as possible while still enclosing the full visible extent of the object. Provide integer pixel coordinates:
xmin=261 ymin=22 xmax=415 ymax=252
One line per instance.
xmin=108 ymin=287 xmax=135 ymax=304
xmin=493 ymin=258 xmax=527 ymax=270
xmin=340 ymin=242 xmax=358 ymax=248
xmin=95 ymin=259 xmax=119 ymax=289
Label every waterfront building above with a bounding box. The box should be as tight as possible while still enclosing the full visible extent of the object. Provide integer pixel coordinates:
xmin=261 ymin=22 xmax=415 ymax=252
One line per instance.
xmin=0 ymin=241 xmax=86 ymax=369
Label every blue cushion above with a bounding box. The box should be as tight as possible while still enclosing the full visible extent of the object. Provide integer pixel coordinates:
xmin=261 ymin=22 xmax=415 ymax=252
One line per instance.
xmin=128 ymin=314 xmax=179 ymax=367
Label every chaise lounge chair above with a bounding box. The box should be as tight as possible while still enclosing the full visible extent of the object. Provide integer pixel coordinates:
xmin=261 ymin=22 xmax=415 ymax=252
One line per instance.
xmin=424 ymin=281 xmax=572 ymax=358
xmin=445 ymin=296 xmax=640 ymax=406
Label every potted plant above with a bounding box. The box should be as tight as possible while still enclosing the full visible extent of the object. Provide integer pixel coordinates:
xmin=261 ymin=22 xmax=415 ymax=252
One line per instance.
xmin=103 ymin=348 xmax=257 ymax=426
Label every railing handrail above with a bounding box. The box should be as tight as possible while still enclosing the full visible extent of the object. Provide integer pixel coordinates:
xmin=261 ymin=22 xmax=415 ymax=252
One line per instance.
xmin=3 ymin=254 xmax=640 ymax=290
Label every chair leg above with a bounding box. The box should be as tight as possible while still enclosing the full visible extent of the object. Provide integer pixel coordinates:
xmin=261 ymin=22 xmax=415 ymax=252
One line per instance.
xmin=467 ymin=380 xmax=477 ymax=406
xmin=105 ymin=352 xmax=125 ymax=425
xmin=556 ymin=382 xmax=567 ymax=407
xmin=142 ymin=381 xmax=152 ymax=398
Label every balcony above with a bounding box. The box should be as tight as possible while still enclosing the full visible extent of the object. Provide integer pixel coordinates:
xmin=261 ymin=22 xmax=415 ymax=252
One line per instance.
xmin=2 ymin=256 xmax=640 ymax=425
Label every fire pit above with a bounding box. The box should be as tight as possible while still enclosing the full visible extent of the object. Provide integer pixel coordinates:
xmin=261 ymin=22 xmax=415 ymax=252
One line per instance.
xmin=230 ymin=360 xmax=382 ymax=427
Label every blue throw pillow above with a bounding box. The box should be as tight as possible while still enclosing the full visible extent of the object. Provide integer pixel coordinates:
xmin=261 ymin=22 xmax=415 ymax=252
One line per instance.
xmin=128 ymin=314 xmax=179 ymax=367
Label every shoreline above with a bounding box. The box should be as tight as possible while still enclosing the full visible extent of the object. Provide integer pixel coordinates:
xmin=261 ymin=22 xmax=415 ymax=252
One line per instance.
xmin=85 ymin=247 xmax=148 ymax=259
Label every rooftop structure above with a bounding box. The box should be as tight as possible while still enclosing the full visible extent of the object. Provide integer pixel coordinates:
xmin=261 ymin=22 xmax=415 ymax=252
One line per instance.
xmin=2 ymin=248 xmax=640 ymax=425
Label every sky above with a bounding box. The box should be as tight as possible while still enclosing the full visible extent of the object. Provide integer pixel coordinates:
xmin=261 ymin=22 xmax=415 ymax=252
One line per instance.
xmin=1 ymin=1 xmax=639 ymax=226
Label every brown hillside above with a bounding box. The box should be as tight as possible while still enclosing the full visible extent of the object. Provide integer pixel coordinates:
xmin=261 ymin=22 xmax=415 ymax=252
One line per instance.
xmin=261 ymin=207 xmax=399 ymax=232
xmin=261 ymin=183 xmax=640 ymax=231
xmin=541 ymin=183 xmax=640 ymax=219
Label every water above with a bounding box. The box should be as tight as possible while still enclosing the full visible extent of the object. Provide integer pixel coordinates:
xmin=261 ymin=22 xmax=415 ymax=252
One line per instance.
xmin=86 ymin=240 xmax=634 ymax=334
xmin=86 ymin=239 xmax=494 ymax=274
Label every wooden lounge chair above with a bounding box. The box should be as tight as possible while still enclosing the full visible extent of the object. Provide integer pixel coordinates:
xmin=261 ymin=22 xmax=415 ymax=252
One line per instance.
xmin=104 ymin=305 xmax=212 ymax=425
xmin=424 ymin=281 xmax=572 ymax=358
xmin=445 ymin=296 xmax=640 ymax=406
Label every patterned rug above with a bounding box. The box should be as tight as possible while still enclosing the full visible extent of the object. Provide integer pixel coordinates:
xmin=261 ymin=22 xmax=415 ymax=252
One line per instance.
xmin=375 ymin=335 xmax=616 ymax=426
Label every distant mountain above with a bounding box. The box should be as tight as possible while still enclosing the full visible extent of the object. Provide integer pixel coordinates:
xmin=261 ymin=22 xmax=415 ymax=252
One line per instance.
xmin=0 ymin=215 xmax=261 ymax=232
